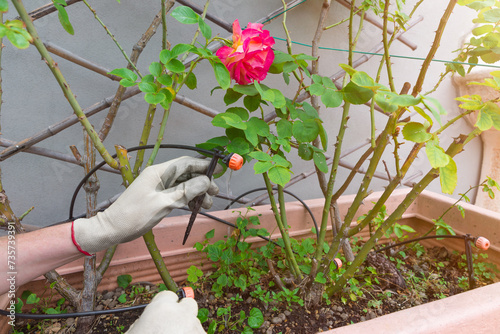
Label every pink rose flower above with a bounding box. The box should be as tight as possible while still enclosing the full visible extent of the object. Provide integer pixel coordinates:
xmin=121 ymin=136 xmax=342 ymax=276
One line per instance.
xmin=216 ymin=20 xmax=275 ymax=85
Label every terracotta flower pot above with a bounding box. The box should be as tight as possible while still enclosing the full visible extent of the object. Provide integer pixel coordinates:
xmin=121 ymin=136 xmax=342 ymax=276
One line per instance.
xmin=5 ymin=189 xmax=500 ymax=333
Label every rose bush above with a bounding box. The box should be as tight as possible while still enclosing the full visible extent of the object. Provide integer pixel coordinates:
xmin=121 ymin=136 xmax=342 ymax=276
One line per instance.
xmin=216 ymin=19 xmax=275 ymax=85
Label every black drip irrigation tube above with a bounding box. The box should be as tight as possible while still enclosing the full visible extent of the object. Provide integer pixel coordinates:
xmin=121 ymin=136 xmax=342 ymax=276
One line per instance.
xmin=2 ymin=144 xmax=321 ymax=321
xmin=375 ymin=233 xmax=491 ymax=290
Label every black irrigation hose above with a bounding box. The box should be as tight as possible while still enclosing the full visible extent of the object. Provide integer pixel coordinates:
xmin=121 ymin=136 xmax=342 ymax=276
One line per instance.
xmin=224 ymin=187 xmax=319 ymax=240
xmin=0 ymin=304 xmax=147 ymax=319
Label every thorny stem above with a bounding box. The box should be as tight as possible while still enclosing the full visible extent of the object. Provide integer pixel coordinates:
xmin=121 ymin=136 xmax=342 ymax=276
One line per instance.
xmin=323 ymin=8 xmax=362 ymax=30
xmin=161 ymin=1 xmax=172 ymax=50
xmin=328 ymin=131 xmax=481 ymax=295
xmin=115 ymin=148 xmax=178 ymax=290
xmin=424 ymin=69 xmax=453 ymax=96
xmin=133 ymin=104 xmax=157 ymax=175
xmin=82 ymin=0 xmax=142 ymax=78
xmin=99 ymin=9 xmax=165 ymax=142
xmin=263 ymin=173 xmax=301 ymax=279
xmin=412 ymin=0 xmax=457 ymax=96
xmin=314 ymin=100 xmax=350 ymax=261
xmin=382 ymin=0 xmax=396 ymax=92
xmin=145 ymin=104 xmax=171 ymax=167
xmin=314 ymin=0 xmax=362 ymax=261
xmin=311 ymin=0 xmax=331 ymax=195
xmin=180 ymin=0 xmax=211 ymax=63
xmin=422 ymin=179 xmax=487 ymax=237
xmin=11 ymin=0 xmax=119 ymax=170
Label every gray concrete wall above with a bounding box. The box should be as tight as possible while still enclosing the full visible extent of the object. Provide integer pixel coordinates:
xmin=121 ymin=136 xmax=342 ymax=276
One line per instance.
xmin=0 ymin=0 xmax=482 ymax=227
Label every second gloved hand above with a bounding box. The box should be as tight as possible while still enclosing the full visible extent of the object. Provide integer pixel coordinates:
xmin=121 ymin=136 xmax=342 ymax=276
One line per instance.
xmin=72 ymin=156 xmax=220 ymax=254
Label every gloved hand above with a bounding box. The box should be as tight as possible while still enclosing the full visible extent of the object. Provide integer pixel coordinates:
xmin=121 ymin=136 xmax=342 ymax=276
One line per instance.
xmin=72 ymin=156 xmax=220 ymax=255
xmin=126 ymin=290 xmax=206 ymax=334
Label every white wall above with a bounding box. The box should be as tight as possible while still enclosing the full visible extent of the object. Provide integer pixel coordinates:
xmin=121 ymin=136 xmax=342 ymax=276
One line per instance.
xmin=0 ymin=0 xmax=482 ymax=227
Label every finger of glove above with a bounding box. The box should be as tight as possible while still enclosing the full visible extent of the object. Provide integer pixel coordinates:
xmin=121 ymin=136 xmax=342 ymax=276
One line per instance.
xmin=155 ymin=157 xmax=218 ymax=189
xmin=150 ymin=291 xmax=179 ymax=305
xmin=178 ymin=297 xmax=199 ymax=316
xmin=160 ymin=175 xmax=211 ymax=209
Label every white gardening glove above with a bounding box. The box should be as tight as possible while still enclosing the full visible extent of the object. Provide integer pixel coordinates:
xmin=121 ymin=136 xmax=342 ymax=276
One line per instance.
xmin=126 ymin=290 xmax=206 ymax=334
xmin=72 ymin=156 xmax=220 ymax=255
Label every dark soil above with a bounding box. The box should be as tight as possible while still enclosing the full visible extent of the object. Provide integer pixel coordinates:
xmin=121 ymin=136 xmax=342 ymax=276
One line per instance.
xmin=13 ymin=245 xmax=498 ymax=334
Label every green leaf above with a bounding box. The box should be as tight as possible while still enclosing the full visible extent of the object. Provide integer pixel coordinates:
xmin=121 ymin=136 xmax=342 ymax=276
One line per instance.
xmin=171 ymin=43 xmax=193 ymax=58
xmin=117 ymin=294 xmax=127 ymax=304
xmin=185 ymin=72 xmax=197 ymax=89
xmin=483 ymin=101 xmax=500 ymax=130
xmin=171 ymin=6 xmax=199 ymax=24
xmin=198 ymin=308 xmax=209 ymax=323
xmin=233 ymin=84 xmax=259 ymax=96
xmin=472 ymin=24 xmax=494 ymax=36
xmin=268 ymin=166 xmax=291 ymax=186
xmin=117 ymin=274 xmax=133 ymax=289
xmin=54 ymin=4 xmax=74 ymax=35
xmin=321 ymin=89 xmax=343 ymax=108
xmin=254 ymin=161 xmax=273 ymax=174
xmin=313 ymin=152 xmax=328 ymax=173
xmin=351 ymin=71 xmax=377 ymax=89
xmin=426 ymin=141 xmax=450 ymax=168
xmin=144 ymin=92 xmax=166 ymax=104
xmin=270 ymin=89 xmax=286 ymax=108
xmin=483 ymin=8 xmax=500 ymax=23
xmin=212 ymin=112 xmax=246 ymax=129
xmin=224 ymin=88 xmax=243 ymax=105
xmin=14 ymin=298 xmax=23 ymax=314
xmin=205 ymin=229 xmax=215 ymax=239
xmin=227 ymin=107 xmax=249 ymax=121
xmin=248 ymin=308 xmax=264 ymax=329
xmin=212 ymin=61 xmax=231 ymax=90
xmin=339 ymin=63 xmax=356 ymax=76
xmin=228 ymin=137 xmax=251 ymax=155
xmin=475 ymin=108 xmax=493 ymax=131
xmin=308 ymin=83 xmax=325 ymax=96
xmin=0 ymin=0 xmax=8 ymax=12
xmin=166 ymin=59 xmax=185 ymax=73
xmin=149 ymin=62 xmax=162 ymax=77
xmin=159 ymin=49 xmax=172 ymax=64
xmin=26 ymin=293 xmax=40 ymax=305
xmin=243 ymin=95 xmax=261 ymax=111
xmin=157 ymin=74 xmax=173 ymax=87
xmin=422 ymin=96 xmax=447 ymax=125
xmin=390 ymin=94 xmax=421 ymax=107
xmin=109 ymin=68 xmax=138 ymax=82
xmin=249 ymin=151 xmax=272 ymax=161
xmin=298 ymin=143 xmax=314 ymax=160
xmin=276 ymin=119 xmax=293 ymax=138
xmin=138 ymin=81 xmax=157 ymax=93
xmin=402 ymin=122 xmax=432 ymax=143
xmin=244 ymin=117 xmax=269 ymax=146
xmin=456 ymin=95 xmax=484 ymax=110
xmin=293 ymin=119 xmax=320 ymax=142
xmin=198 ymin=17 xmax=212 ymax=39
xmin=342 ymin=81 xmax=374 ymax=105
xmin=374 ymin=92 xmax=398 ymax=113
xmin=440 ymin=158 xmax=458 ymax=194
xmin=272 ymin=154 xmax=290 ymax=168
xmin=44 ymin=308 xmax=61 ymax=315
xmin=119 ymin=79 xmax=137 ymax=87
xmin=413 ymin=106 xmax=433 ymax=125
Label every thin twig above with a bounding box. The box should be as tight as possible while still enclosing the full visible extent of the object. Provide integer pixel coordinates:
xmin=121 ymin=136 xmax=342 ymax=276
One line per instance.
xmin=82 ymin=0 xmax=142 ymax=77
